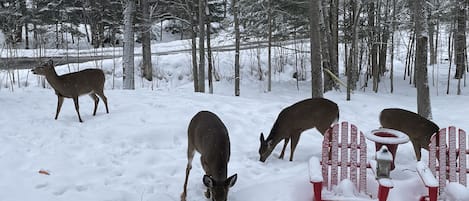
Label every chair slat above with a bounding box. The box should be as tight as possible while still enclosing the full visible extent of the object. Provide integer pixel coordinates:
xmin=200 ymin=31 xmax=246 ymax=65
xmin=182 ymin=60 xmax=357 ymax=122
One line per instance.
xmin=358 ymin=127 xmax=367 ymax=193
xmin=330 ymin=124 xmax=339 ymax=189
xmin=459 ymin=129 xmax=467 ymax=186
xmin=448 ymin=127 xmax=457 ymax=182
xmin=438 ymin=128 xmax=447 ymax=191
xmin=340 ymin=122 xmax=349 ymax=182
xmin=322 ymin=127 xmax=332 ymax=190
xmin=350 ymin=124 xmax=358 ymax=188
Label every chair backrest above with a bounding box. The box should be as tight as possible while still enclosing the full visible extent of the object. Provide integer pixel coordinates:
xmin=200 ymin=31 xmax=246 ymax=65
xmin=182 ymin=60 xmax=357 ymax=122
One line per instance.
xmin=321 ymin=122 xmax=368 ymax=193
xmin=428 ymin=126 xmax=468 ymax=194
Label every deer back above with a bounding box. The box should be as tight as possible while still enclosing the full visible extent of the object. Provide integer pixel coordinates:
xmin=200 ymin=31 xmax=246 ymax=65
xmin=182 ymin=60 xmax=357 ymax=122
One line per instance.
xmin=380 ymin=108 xmax=439 ymax=150
xmin=188 ymin=111 xmax=231 ymax=178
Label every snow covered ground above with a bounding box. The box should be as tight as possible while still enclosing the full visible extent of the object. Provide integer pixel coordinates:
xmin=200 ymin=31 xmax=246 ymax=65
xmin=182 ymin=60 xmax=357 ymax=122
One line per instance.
xmin=1 ymin=36 xmax=469 ymax=201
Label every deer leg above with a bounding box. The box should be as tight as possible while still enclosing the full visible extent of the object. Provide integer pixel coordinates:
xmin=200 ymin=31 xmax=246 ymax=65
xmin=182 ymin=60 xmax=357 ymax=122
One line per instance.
xmin=55 ymin=96 xmax=64 ymax=120
xmin=89 ymin=93 xmax=99 ymax=116
xmin=289 ymin=133 xmax=301 ymax=161
xmin=72 ymin=97 xmax=83 ymax=123
xmin=181 ymin=145 xmax=195 ymax=201
xmin=279 ymin=138 xmax=290 ymax=159
xmin=96 ymin=90 xmax=109 ymax=114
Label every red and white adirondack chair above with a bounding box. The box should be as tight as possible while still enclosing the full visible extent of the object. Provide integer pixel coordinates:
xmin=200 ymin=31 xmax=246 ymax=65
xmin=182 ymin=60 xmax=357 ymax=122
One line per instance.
xmin=308 ymin=122 xmax=393 ymax=201
xmin=416 ymin=126 xmax=469 ymax=201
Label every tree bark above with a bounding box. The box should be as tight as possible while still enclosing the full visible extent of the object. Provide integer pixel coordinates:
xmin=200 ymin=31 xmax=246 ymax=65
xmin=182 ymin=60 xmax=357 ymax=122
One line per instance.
xmin=198 ymin=0 xmax=206 ymax=92
xmin=454 ymin=0 xmax=466 ymax=80
xmin=413 ymin=0 xmax=432 ymax=119
xmin=123 ymin=0 xmax=135 ymax=90
xmin=141 ymin=0 xmax=153 ymax=81
xmin=310 ymin=0 xmax=324 ymax=98
xmin=234 ymin=0 xmax=240 ymax=96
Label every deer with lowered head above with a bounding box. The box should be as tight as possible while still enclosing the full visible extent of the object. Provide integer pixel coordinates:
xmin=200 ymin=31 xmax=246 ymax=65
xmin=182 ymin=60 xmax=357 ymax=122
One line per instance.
xmin=259 ymin=98 xmax=339 ymax=162
xmin=379 ymin=108 xmax=440 ymax=161
xmin=181 ymin=111 xmax=237 ymax=201
xmin=31 ymin=59 xmax=109 ymax=122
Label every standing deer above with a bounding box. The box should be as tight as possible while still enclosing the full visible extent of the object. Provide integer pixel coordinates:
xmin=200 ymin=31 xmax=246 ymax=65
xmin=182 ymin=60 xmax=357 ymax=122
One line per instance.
xmin=181 ymin=111 xmax=237 ymax=201
xmin=31 ymin=59 xmax=109 ymax=123
xmin=259 ymin=98 xmax=339 ymax=162
xmin=379 ymin=108 xmax=439 ymax=161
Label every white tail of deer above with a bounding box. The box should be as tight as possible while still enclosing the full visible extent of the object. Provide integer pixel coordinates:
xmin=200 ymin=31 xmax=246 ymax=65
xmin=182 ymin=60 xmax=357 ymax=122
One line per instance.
xmin=181 ymin=111 xmax=237 ymax=201
xmin=31 ymin=59 xmax=109 ymax=122
xmin=259 ymin=98 xmax=339 ymax=162
xmin=379 ymin=108 xmax=439 ymax=161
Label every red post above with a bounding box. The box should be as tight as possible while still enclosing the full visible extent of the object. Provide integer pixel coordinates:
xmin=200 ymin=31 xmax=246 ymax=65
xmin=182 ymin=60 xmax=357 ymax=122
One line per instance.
xmin=312 ymin=182 xmax=322 ymax=201
xmin=377 ymin=185 xmax=391 ymax=201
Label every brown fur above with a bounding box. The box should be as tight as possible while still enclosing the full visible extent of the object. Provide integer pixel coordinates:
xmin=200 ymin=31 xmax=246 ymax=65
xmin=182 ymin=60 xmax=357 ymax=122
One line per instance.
xmin=379 ymin=108 xmax=439 ymax=161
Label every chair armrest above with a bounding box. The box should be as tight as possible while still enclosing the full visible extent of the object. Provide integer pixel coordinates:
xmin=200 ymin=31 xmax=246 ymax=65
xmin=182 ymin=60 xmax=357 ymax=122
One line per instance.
xmin=416 ymin=161 xmax=438 ymax=188
xmin=309 ymin=157 xmax=323 ymax=183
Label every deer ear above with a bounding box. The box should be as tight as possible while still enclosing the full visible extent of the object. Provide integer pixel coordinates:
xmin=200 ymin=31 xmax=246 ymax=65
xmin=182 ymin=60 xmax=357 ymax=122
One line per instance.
xmin=260 ymin=133 xmax=265 ymax=142
xmin=226 ymin=174 xmax=237 ymax=187
xmin=203 ymin=175 xmax=214 ymax=188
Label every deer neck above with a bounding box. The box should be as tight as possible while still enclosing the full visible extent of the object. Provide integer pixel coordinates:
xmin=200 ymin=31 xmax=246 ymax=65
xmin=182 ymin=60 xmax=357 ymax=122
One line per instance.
xmin=44 ymin=68 xmax=64 ymax=92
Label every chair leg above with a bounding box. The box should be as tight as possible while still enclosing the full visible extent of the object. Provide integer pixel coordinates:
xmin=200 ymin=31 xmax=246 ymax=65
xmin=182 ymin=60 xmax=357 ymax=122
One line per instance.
xmin=312 ymin=182 xmax=322 ymax=201
xmin=377 ymin=185 xmax=391 ymax=201
xmin=428 ymin=187 xmax=438 ymax=201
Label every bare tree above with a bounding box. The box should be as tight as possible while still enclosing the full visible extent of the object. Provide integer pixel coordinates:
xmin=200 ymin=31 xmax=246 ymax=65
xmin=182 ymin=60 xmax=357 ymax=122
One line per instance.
xmin=141 ymin=0 xmax=153 ymax=81
xmin=310 ymin=0 xmax=324 ymax=98
xmin=233 ymin=0 xmax=240 ymax=96
xmin=198 ymin=0 xmax=206 ymax=92
xmin=454 ymin=0 xmax=466 ymax=81
xmin=123 ymin=0 xmax=135 ymax=90
xmin=413 ymin=0 xmax=432 ymax=119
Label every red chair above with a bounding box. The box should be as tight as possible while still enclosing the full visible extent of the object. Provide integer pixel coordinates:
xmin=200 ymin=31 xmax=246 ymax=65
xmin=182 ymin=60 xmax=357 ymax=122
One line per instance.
xmin=417 ymin=126 xmax=468 ymax=201
xmin=308 ymin=122 xmax=393 ymax=201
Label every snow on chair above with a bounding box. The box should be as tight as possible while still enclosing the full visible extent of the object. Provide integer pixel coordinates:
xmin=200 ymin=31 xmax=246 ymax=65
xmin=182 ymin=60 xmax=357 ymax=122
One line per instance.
xmin=308 ymin=122 xmax=393 ymax=201
xmin=416 ymin=126 xmax=468 ymax=201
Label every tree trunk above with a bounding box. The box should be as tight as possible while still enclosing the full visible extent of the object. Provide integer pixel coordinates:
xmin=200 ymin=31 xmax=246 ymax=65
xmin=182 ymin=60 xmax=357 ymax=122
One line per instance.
xmin=347 ymin=0 xmax=360 ymax=100
xmin=141 ymin=0 xmax=153 ymax=81
xmin=330 ymin=0 xmax=339 ymax=89
xmin=123 ymin=0 xmax=135 ymax=90
xmin=369 ymin=2 xmax=379 ymax=92
xmin=190 ymin=3 xmax=199 ymax=92
xmin=454 ymin=0 xmax=466 ymax=80
xmin=207 ymin=0 xmax=214 ymax=94
xmin=267 ymin=0 xmax=272 ymax=92
xmin=413 ymin=0 xmax=432 ymax=119
xmin=234 ymin=0 xmax=240 ymax=96
xmin=310 ymin=0 xmax=324 ymax=98
xmin=198 ymin=0 xmax=206 ymax=92
xmin=320 ymin=0 xmax=333 ymax=92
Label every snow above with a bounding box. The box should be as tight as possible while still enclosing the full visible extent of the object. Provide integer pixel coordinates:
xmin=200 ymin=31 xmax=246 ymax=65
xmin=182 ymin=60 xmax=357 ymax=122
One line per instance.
xmin=367 ymin=129 xmax=410 ymax=145
xmin=376 ymin=146 xmax=393 ymax=161
xmin=1 ymin=35 xmax=469 ymax=201
xmin=308 ymin=157 xmax=322 ymax=182
xmin=446 ymin=182 xmax=469 ymax=201
xmin=416 ymin=161 xmax=438 ymax=187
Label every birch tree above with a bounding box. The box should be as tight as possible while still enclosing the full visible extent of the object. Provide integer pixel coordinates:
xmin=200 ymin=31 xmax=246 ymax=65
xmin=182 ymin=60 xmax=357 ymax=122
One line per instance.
xmin=123 ymin=0 xmax=135 ymax=89
xmin=233 ymin=0 xmax=240 ymax=96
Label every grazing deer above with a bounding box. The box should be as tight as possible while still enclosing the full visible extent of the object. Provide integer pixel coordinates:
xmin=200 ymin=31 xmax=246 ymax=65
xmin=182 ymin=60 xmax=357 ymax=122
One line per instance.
xmin=259 ymin=98 xmax=339 ymax=162
xmin=31 ymin=59 xmax=109 ymax=123
xmin=181 ymin=111 xmax=237 ymax=201
xmin=379 ymin=108 xmax=440 ymax=161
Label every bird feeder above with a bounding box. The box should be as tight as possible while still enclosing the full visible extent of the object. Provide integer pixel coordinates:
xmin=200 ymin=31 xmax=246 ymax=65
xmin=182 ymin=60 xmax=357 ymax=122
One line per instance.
xmin=376 ymin=145 xmax=393 ymax=179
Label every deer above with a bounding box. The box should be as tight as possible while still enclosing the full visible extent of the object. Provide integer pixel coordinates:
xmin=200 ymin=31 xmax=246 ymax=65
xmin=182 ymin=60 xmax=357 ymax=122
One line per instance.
xmin=181 ymin=111 xmax=238 ymax=201
xmin=379 ymin=108 xmax=440 ymax=161
xmin=259 ymin=98 xmax=339 ymax=162
xmin=31 ymin=59 xmax=109 ymax=123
